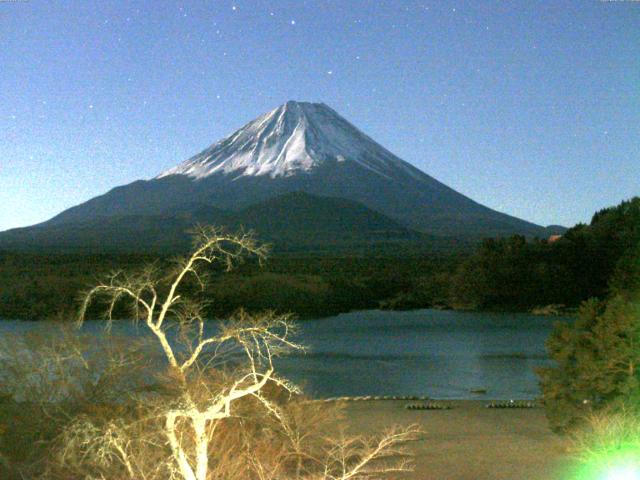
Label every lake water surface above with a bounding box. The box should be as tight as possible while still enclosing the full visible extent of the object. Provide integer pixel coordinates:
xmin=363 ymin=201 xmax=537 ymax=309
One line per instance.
xmin=0 ymin=309 xmax=572 ymax=400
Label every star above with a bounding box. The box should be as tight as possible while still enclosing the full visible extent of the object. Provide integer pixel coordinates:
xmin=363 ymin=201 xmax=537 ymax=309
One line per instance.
xmin=232 ymin=5 xmax=237 ymax=11
xmin=327 ymin=70 xmax=333 ymax=75
xmin=290 ymin=19 xmax=296 ymax=25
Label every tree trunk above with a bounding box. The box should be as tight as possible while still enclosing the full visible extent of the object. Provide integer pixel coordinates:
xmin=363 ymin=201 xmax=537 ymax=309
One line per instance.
xmin=194 ymin=417 xmax=209 ymax=480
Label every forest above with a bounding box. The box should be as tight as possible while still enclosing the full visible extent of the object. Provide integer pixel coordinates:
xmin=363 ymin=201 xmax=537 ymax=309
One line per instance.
xmin=0 ymin=197 xmax=637 ymax=321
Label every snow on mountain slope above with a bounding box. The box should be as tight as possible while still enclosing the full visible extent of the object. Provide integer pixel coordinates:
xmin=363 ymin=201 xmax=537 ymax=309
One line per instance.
xmin=17 ymin=100 xmax=549 ymax=240
xmin=157 ymin=101 xmax=419 ymax=181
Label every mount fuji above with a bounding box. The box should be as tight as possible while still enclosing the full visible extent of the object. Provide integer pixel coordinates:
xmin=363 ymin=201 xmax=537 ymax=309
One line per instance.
xmin=0 ymin=101 xmax=556 ymax=252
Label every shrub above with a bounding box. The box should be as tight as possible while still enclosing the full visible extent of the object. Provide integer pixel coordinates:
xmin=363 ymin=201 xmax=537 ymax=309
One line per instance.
xmin=0 ymin=226 xmax=420 ymax=480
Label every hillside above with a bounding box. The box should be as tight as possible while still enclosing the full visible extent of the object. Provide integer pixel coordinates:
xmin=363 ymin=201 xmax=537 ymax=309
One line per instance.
xmin=0 ymin=192 xmax=426 ymax=253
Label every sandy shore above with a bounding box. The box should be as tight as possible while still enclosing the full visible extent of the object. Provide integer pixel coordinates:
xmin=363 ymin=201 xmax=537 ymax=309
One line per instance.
xmin=338 ymin=400 xmax=576 ymax=480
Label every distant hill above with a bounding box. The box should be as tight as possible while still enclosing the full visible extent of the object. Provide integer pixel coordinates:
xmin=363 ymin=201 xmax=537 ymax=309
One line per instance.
xmin=230 ymin=192 xmax=418 ymax=244
xmin=544 ymin=225 xmax=569 ymax=236
xmin=0 ymin=192 xmax=432 ymax=253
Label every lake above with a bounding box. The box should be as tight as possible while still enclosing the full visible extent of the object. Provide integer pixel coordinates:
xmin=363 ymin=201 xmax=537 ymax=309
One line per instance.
xmin=0 ymin=309 xmax=572 ymax=400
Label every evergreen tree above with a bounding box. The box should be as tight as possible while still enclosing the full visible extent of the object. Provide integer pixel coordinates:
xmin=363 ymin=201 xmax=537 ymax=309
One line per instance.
xmin=538 ymin=241 xmax=640 ymax=432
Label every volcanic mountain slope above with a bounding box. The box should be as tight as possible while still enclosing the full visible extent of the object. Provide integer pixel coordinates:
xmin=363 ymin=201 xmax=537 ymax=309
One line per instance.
xmin=0 ymin=192 xmax=425 ymax=253
xmin=1 ymin=101 xmax=555 ymax=251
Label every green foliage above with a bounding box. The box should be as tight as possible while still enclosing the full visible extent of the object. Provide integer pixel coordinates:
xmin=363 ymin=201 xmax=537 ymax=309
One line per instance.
xmin=538 ymin=263 xmax=640 ymax=431
xmin=207 ymin=272 xmax=333 ymax=318
xmin=0 ymin=251 xmax=459 ymax=320
xmin=451 ymin=197 xmax=640 ymax=311
xmin=380 ymin=272 xmax=452 ymax=310
xmin=610 ymin=241 xmax=640 ymax=296
xmin=534 ymin=198 xmax=640 ymax=432
xmin=0 ymin=252 xmax=157 ymax=320
xmin=537 ymin=297 xmax=639 ymax=431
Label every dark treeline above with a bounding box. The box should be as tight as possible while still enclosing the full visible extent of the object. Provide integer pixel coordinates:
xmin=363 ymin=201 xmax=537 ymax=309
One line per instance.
xmin=446 ymin=197 xmax=640 ymax=311
xmin=537 ymin=206 xmax=640 ymax=431
xmin=1 ymin=197 xmax=637 ymax=320
xmin=538 ymin=241 xmax=640 ymax=431
xmin=0 ymin=253 xmax=158 ymax=320
xmin=0 ymin=250 xmax=462 ymax=320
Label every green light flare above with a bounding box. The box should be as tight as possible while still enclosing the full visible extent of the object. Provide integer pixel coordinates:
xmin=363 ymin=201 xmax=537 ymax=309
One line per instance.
xmin=604 ymin=465 xmax=640 ymax=480
xmin=574 ymin=448 xmax=640 ymax=480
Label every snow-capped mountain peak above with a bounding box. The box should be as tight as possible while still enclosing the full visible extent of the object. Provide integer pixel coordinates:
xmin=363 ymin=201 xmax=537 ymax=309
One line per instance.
xmin=157 ymin=101 xmax=410 ymax=180
xmin=12 ymin=100 xmax=549 ymax=240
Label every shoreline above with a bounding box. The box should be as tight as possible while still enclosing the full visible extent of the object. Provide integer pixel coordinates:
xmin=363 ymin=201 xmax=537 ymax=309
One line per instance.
xmin=308 ymin=395 xmax=540 ymax=402
xmin=336 ymin=399 xmax=575 ymax=480
xmin=0 ymin=303 xmax=579 ymax=323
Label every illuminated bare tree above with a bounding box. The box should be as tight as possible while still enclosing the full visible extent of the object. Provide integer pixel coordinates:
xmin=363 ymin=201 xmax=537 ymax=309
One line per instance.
xmin=73 ymin=226 xmax=419 ymax=480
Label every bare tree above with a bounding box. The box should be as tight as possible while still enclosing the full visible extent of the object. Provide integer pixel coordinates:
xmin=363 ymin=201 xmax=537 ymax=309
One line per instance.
xmin=61 ymin=226 xmax=421 ymax=480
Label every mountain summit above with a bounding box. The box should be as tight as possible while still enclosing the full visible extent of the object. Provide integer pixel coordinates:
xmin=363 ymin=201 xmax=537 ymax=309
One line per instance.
xmin=157 ymin=101 xmax=418 ymax=181
xmin=0 ymin=101 xmax=554 ymax=251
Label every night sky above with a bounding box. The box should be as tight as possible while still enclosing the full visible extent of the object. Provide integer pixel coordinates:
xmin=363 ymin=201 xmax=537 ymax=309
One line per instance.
xmin=1 ymin=0 xmax=638 ymax=232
